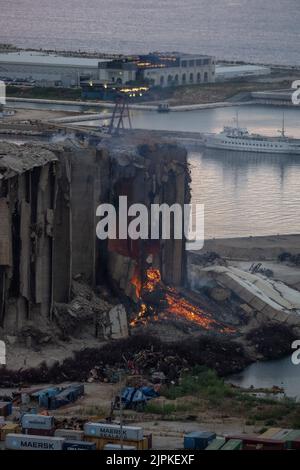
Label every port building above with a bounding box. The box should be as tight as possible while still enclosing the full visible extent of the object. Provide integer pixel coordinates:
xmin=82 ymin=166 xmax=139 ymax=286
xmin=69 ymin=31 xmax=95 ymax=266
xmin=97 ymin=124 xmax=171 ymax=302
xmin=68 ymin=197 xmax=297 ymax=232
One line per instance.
xmin=0 ymin=51 xmax=215 ymax=88
xmin=98 ymin=53 xmax=216 ymax=87
xmin=0 ymin=51 xmax=104 ymax=87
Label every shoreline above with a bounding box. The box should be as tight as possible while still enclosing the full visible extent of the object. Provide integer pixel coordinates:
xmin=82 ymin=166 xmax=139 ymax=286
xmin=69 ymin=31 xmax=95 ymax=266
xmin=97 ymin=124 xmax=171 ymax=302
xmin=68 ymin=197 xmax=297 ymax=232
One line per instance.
xmin=1 ymin=43 xmax=300 ymax=69
xmin=201 ymin=234 xmax=300 ymax=260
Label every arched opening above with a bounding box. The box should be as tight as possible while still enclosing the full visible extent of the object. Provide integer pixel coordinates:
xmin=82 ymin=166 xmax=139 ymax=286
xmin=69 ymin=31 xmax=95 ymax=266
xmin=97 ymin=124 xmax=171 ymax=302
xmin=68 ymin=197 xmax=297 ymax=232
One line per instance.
xmin=182 ymin=73 xmax=186 ymax=84
xmin=189 ymin=72 xmax=194 ymax=83
xmin=167 ymin=74 xmax=173 ymax=85
xmin=174 ymin=74 xmax=179 ymax=84
xmin=116 ymin=78 xmax=123 ymax=85
xmin=204 ymin=72 xmax=208 ymax=82
xmin=197 ymin=72 xmax=201 ymax=83
xmin=160 ymin=76 xmax=165 ymax=86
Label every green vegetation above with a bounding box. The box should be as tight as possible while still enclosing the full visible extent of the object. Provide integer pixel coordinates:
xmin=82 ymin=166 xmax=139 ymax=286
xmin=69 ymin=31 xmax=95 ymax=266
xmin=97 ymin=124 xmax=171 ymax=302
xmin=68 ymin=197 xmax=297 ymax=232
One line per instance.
xmin=6 ymin=86 xmax=81 ymax=101
xmin=162 ymin=366 xmax=234 ymax=402
xmin=151 ymin=366 xmax=300 ymax=427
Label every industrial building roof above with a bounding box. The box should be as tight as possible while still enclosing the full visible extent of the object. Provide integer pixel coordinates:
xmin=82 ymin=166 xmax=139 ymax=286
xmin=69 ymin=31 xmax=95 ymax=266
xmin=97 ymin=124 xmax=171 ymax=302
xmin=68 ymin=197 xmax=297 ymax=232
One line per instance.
xmin=216 ymin=64 xmax=271 ymax=74
xmin=0 ymin=142 xmax=58 ymax=179
xmin=0 ymin=51 xmax=107 ymax=68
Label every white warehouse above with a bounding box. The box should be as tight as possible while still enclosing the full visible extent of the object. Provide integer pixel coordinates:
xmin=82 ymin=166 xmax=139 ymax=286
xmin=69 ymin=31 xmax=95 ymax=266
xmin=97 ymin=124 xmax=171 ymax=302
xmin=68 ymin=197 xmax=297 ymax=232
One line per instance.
xmin=0 ymin=51 xmax=104 ymax=87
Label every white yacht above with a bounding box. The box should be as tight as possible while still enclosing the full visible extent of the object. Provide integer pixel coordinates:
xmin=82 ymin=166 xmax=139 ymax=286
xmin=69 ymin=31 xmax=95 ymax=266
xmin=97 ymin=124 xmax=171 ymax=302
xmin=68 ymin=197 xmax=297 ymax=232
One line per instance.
xmin=203 ymin=115 xmax=300 ymax=155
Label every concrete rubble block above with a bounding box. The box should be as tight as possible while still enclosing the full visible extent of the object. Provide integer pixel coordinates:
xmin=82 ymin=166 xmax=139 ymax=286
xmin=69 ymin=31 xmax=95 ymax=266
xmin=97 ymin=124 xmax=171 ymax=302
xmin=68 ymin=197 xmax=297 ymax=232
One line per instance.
xmin=208 ymin=287 xmax=231 ymax=302
xmin=105 ymin=304 xmax=128 ymax=339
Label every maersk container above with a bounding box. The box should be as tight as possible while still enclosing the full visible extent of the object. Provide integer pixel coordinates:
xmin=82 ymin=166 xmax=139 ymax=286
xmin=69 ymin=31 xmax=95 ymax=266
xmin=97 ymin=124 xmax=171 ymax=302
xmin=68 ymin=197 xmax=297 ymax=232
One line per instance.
xmin=21 ymin=414 xmax=54 ymax=430
xmin=55 ymin=429 xmax=84 ymax=441
xmin=62 ymin=440 xmax=96 ymax=450
xmin=104 ymin=444 xmax=137 ymax=450
xmin=84 ymin=423 xmax=143 ymax=441
xmin=184 ymin=431 xmax=216 ymax=450
xmin=5 ymin=433 xmax=64 ymax=451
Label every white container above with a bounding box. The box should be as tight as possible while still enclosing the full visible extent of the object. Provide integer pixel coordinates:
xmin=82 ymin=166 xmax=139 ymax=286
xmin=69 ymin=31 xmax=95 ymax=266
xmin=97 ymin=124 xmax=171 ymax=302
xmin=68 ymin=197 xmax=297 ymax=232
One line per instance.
xmin=104 ymin=444 xmax=137 ymax=450
xmin=84 ymin=423 xmax=143 ymax=441
xmin=5 ymin=433 xmax=64 ymax=451
xmin=21 ymin=414 xmax=54 ymax=430
xmin=54 ymin=429 xmax=84 ymax=441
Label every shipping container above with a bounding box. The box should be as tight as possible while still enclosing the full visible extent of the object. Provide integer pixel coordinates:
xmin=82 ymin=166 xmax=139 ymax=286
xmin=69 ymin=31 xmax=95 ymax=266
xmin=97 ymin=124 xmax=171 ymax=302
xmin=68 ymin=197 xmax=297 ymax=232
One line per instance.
xmin=145 ymin=433 xmax=152 ymax=450
xmin=104 ymin=444 xmax=137 ymax=450
xmin=291 ymin=437 xmax=300 ymax=450
xmin=226 ymin=435 xmax=287 ymax=450
xmin=84 ymin=423 xmax=143 ymax=441
xmin=50 ymin=384 xmax=84 ymax=410
xmin=0 ymin=402 xmax=12 ymax=417
xmin=85 ymin=435 xmax=148 ymax=450
xmin=0 ymin=423 xmax=20 ymax=441
xmin=281 ymin=430 xmax=300 ymax=449
xmin=206 ymin=438 xmax=226 ymax=450
xmin=23 ymin=427 xmax=55 ymax=436
xmin=271 ymin=429 xmax=293 ymax=440
xmin=5 ymin=433 xmax=65 ymax=451
xmin=21 ymin=414 xmax=54 ymax=430
xmin=221 ymin=439 xmax=243 ymax=450
xmin=55 ymin=429 xmax=84 ymax=441
xmin=31 ymin=387 xmax=61 ymax=408
xmin=260 ymin=428 xmax=282 ymax=438
xmin=184 ymin=431 xmax=216 ymax=450
xmin=62 ymin=440 xmax=96 ymax=450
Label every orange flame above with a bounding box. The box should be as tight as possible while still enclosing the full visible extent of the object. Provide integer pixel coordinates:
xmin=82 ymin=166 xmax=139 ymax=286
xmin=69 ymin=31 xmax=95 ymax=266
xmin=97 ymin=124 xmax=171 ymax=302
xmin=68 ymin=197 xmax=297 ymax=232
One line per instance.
xmin=130 ymin=267 xmax=222 ymax=330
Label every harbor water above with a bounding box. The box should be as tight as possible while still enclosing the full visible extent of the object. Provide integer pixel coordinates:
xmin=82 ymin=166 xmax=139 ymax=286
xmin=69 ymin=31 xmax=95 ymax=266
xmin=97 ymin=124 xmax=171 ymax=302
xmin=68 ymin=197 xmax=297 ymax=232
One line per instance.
xmin=73 ymin=104 xmax=300 ymax=239
xmin=229 ymin=356 xmax=300 ymax=400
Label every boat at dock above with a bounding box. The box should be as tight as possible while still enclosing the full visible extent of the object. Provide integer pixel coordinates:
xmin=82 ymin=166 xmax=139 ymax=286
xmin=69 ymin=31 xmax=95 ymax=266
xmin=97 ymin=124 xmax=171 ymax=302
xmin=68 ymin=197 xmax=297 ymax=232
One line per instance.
xmin=203 ymin=114 xmax=300 ymax=155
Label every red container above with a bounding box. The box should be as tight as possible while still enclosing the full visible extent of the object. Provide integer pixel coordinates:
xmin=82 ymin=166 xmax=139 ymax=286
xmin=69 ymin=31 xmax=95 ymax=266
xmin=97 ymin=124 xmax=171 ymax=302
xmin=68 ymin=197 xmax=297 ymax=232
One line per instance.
xmin=22 ymin=427 xmax=55 ymax=437
xmin=0 ymin=403 xmax=9 ymax=417
xmin=291 ymin=438 xmax=300 ymax=450
xmin=226 ymin=435 xmax=286 ymax=451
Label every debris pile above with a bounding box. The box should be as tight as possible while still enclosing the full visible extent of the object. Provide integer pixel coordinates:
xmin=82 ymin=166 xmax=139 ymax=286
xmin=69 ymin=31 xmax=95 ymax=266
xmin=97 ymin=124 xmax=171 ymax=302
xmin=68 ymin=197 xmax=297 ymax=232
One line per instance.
xmin=0 ymin=334 xmax=251 ymax=387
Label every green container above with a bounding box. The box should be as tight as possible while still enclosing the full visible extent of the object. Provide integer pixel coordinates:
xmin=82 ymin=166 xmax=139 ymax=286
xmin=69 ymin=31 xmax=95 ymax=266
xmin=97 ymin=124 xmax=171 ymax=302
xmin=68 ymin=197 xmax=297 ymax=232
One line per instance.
xmin=221 ymin=439 xmax=243 ymax=450
xmin=281 ymin=430 xmax=300 ymax=449
xmin=271 ymin=429 xmax=293 ymax=440
xmin=206 ymin=438 xmax=226 ymax=450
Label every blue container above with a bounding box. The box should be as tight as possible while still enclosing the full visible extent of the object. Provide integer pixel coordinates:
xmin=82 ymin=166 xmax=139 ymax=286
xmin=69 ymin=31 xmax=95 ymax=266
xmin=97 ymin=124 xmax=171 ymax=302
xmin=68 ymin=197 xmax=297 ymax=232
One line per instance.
xmin=184 ymin=431 xmax=216 ymax=450
xmin=50 ymin=384 xmax=84 ymax=410
xmin=62 ymin=440 xmax=96 ymax=451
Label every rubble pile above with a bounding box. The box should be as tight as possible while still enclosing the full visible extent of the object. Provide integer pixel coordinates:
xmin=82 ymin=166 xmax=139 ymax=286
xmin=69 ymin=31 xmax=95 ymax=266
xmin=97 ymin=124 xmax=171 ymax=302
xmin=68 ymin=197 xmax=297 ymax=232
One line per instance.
xmin=53 ymin=281 xmax=115 ymax=339
xmin=278 ymin=252 xmax=300 ymax=266
xmin=0 ymin=334 xmax=251 ymax=387
xmin=246 ymin=324 xmax=298 ymax=360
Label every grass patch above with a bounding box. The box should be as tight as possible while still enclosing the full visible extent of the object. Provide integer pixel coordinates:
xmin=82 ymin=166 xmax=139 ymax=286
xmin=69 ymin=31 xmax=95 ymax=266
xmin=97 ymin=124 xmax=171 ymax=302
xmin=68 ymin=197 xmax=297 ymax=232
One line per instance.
xmin=162 ymin=366 xmax=234 ymax=403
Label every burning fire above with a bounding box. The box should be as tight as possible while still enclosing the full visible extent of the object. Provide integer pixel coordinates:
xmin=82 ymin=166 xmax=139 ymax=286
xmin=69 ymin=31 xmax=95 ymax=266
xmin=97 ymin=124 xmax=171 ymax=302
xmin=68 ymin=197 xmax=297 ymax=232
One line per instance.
xmin=130 ymin=268 xmax=218 ymax=330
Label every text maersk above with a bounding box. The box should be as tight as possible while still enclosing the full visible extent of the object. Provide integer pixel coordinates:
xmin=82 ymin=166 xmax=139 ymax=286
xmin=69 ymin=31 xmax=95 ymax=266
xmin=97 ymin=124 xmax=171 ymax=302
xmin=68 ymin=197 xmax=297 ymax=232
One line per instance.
xmin=107 ymin=454 xmax=195 ymax=467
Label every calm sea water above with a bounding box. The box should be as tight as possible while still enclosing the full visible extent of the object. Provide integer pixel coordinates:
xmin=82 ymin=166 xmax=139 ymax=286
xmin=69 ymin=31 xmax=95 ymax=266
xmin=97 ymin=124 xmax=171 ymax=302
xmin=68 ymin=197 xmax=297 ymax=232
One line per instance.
xmin=0 ymin=0 xmax=300 ymax=65
xmin=229 ymin=356 xmax=300 ymax=400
